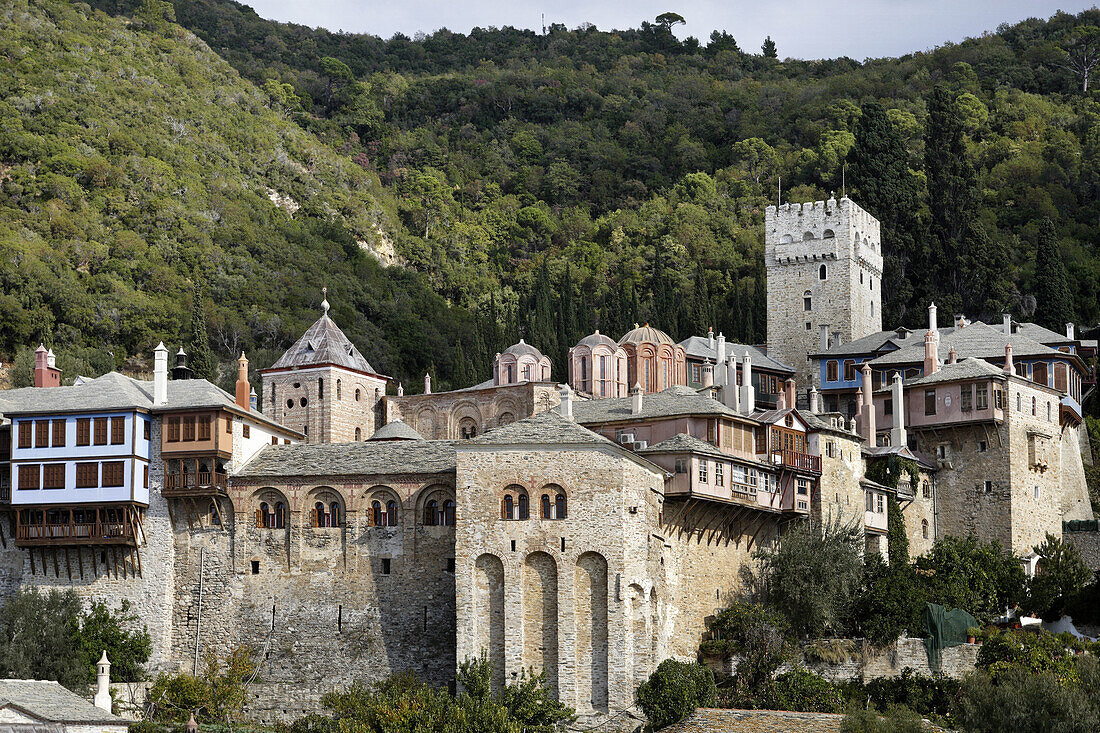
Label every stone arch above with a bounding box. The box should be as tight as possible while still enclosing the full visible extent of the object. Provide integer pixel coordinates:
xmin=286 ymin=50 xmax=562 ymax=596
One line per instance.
xmin=780 ymin=234 xmax=793 ymax=244
xmin=538 ymin=484 xmax=567 ymax=520
xmin=523 ymin=551 xmax=559 ymax=695
xmin=802 ymin=231 xmax=815 ymax=240
xmin=365 ymin=484 xmax=400 ymax=527
xmin=574 ymin=552 xmax=609 ymax=713
xmin=475 ymin=553 xmax=506 ymax=693
xmin=415 ymin=407 xmax=438 ymax=440
xmin=822 ymin=229 xmax=835 ymax=239
xmin=627 ymin=583 xmax=647 ymax=687
xmin=494 ymin=396 xmax=520 ymax=427
xmin=451 ymin=401 xmax=483 ymax=440
xmin=305 ymin=485 xmax=345 ymax=527
xmin=252 ymin=487 xmax=288 ymax=529
xmin=417 ymin=483 xmax=455 ymax=526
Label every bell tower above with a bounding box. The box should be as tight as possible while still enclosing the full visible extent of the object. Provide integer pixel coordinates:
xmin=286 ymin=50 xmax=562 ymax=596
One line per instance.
xmin=765 ymin=196 xmax=883 ymax=396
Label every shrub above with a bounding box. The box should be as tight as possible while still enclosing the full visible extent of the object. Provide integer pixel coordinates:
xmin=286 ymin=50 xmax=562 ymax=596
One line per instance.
xmin=146 ymin=647 xmax=256 ymax=724
xmin=803 ymin=639 xmax=858 ymax=665
xmin=952 ymin=661 xmax=1100 ymax=733
xmin=860 ymin=668 xmax=959 ymax=724
xmin=977 ymin=628 xmax=1077 ymax=683
xmin=840 ymin=706 xmax=932 ymax=733
xmin=636 ymin=659 xmax=717 ymax=730
xmin=773 ymin=670 xmax=843 ymax=713
xmin=1027 ymin=534 xmax=1092 ymax=620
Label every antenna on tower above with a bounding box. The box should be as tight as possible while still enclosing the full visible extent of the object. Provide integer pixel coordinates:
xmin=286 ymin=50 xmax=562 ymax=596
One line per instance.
xmin=777 ymin=175 xmax=781 ymax=207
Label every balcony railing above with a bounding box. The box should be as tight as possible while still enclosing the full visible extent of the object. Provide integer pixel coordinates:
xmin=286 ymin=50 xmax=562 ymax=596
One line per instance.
xmin=164 ymin=471 xmax=228 ymax=496
xmin=774 ymin=449 xmax=821 ymax=475
xmin=15 ymin=506 xmax=138 ymax=546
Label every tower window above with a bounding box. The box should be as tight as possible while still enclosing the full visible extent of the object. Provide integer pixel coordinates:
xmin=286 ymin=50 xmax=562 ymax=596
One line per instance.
xmin=804 ymin=291 xmax=812 ymax=311
xmin=819 ymin=264 xmax=827 ymax=280
xmin=251 ymin=560 xmax=260 ymax=575
xmin=805 ymin=322 xmax=812 ymax=330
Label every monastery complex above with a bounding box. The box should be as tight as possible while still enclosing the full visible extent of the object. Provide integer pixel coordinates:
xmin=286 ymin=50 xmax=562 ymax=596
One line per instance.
xmin=0 ymin=196 xmax=1095 ymax=726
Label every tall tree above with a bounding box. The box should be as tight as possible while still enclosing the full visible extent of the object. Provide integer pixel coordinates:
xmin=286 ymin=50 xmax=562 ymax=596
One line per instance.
xmin=761 ymin=36 xmax=778 ymax=58
xmin=189 ymin=284 xmax=215 ymax=383
xmin=848 ymin=101 xmax=924 ymax=325
xmin=1033 ymin=218 xmax=1073 ymax=331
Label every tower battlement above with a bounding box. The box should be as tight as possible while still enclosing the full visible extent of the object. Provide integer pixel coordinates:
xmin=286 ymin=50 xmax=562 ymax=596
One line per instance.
xmin=765 ymin=197 xmax=882 ymax=274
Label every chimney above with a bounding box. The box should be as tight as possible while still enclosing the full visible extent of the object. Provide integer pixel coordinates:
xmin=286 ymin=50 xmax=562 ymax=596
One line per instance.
xmin=862 ymin=366 xmax=878 ymax=445
xmin=923 ymin=331 xmax=938 ymax=376
xmin=702 ymin=359 xmax=714 ymax=387
xmin=631 ymin=383 xmax=643 ymax=415
xmin=717 ymin=332 xmax=726 ymax=365
xmin=424 ymin=373 xmax=432 ymax=394
xmin=397 ymin=382 xmax=404 ymax=397
xmin=832 ymin=331 xmax=843 ymax=349
xmin=1004 ymin=343 xmax=1015 ymax=376
xmin=707 ymin=327 xmax=715 ymax=350
xmin=46 ymin=349 xmax=55 ymax=369
xmin=234 ymin=352 xmax=250 ymax=410
xmin=154 ymin=342 xmax=169 ymax=404
xmin=723 ymin=356 xmax=740 ymax=411
xmin=776 ymin=389 xmax=786 ymax=410
xmin=172 ymin=347 xmax=193 ymax=381
xmin=249 ymin=387 xmax=257 ymax=411
xmin=784 ymin=378 xmax=796 ymax=410
xmin=1003 ymin=313 xmax=1011 ymax=335
xmin=890 ymin=372 xmax=906 ymax=448
xmin=94 ymin=651 xmax=111 ymax=713
xmin=928 ymin=302 xmax=938 ymax=341
xmin=559 ymin=384 xmax=574 ymax=421
xmin=809 ymin=386 xmax=820 ymax=414
xmin=740 ymin=352 xmax=754 ymax=414
xmin=33 ymin=345 xmax=61 ymax=388
xmin=1067 ymin=322 xmax=1076 ymax=340
xmin=849 ymin=416 xmax=858 ymax=433
xmin=819 ymin=325 xmax=830 ymax=352
xmin=947 ymin=347 xmax=958 ymax=365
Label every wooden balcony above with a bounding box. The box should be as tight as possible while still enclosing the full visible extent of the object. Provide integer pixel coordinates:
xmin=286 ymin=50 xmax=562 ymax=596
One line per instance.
xmin=163 ymin=471 xmax=228 ymax=498
xmin=774 ymin=449 xmax=821 ymax=475
xmin=14 ymin=505 xmax=139 ymax=547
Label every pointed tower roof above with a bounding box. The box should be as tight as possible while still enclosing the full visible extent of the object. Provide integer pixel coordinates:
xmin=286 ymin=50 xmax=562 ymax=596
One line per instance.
xmin=263 ymin=293 xmax=387 ymax=378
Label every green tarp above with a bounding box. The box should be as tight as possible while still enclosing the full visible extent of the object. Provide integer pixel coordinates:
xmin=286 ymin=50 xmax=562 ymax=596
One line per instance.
xmin=923 ymin=602 xmax=978 ymax=671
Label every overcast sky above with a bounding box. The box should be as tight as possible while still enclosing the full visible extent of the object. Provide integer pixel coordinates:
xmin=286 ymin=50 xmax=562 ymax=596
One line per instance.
xmin=243 ymin=0 xmax=1097 ymax=60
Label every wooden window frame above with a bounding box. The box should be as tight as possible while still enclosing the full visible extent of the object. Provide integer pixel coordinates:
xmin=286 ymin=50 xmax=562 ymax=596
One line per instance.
xmin=76 ymin=418 xmax=91 ymax=446
xmin=93 ymin=417 xmax=108 ymax=446
xmin=18 ymin=464 xmax=40 ymax=491
xmin=110 ymin=416 xmax=126 ymax=445
xmin=198 ymin=415 xmax=211 ymax=441
xmin=18 ymin=422 xmax=31 ymax=449
xmin=75 ymin=462 xmax=98 ymax=489
xmin=101 ymin=461 xmax=125 ymax=488
xmin=167 ymin=417 xmax=180 ymax=442
xmin=243 ymin=424 xmax=250 ymax=439
xmin=183 ymin=416 xmax=196 ymax=442
xmin=826 ymin=360 xmax=839 ymax=382
xmin=52 ymin=419 xmax=66 ymax=447
xmin=34 ymin=420 xmax=49 ymax=448
xmin=924 ymin=389 xmax=936 ymax=415
xmin=43 ymin=463 xmax=65 ymax=490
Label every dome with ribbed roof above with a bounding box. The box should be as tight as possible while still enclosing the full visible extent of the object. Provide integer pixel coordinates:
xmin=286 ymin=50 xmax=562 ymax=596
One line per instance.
xmin=502 ymin=339 xmax=545 ymax=360
xmin=368 ymin=419 xmax=424 ymax=441
xmin=575 ymin=330 xmax=619 ymax=350
xmin=618 ymin=323 xmax=675 ymax=346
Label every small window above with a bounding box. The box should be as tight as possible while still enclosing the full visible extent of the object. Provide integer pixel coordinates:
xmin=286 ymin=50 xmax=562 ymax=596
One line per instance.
xmin=714 ymin=462 xmax=724 ymax=486
xmin=424 ymin=499 xmax=439 ymax=526
xmin=1034 ymin=485 xmax=1040 ymax=499
xmin=937 ymin=445 xmax=947 ymax=460
xmin=183 ymin=416 xmax=196 ymax=441
xmin=983 ymin=481 xmax=993 ymax=494
xmin=355 ymin=389 xmax=361 ymax=402
xmin=442 ymin=500 xmax=455 ymax=526
xmin=94 ymin=417 xmax=108 ymax=445
xmin=826 ymin=360 xmax=839 ymax=383
xmin=976 ymin=385 xmax=988 ymax=411
xmin=198 ymin=415 xmax=211 ymax=441
xmin=43 ymin=463 xmax=65 ymax=490
xmin=819 ymin=264 xmax=827 ymax=280
xmin=978 ymin=440 xmax=987 ymax=453
xmin=355 ymin=427 xmax=362 ymax=441
xmin=35 ymin=420 xmax=49 ymax=448
xmin=251 ymin=560 xmax=260 ymax=575
xmin=381 ymin=558 xmax=391 ymax=575
xmin=271 ymin=436 xmax=278 ymax=445
xmin=167 ymin=417 xmax=180 ymax=442
xmin=803 ymin=291 xmax=812 ymax=311
xmin=243 ymin=424 xmax=251 ymax=439
xmin=675 ymin=458 xmax=688 ymax=474
xmin=18 ymin=464 xmax=40 ymax=491
xmin=1046 ymin=402 xmax=1052 ymax=422
xmin=300 ymin=397 xmax=307 ymax=407
xmin=844 ymin=360 xmax=857 ymax=382
xmin=226 ymin=417 xmax=233 ymax=433
xmin=922 ymin=519 xmax=929 ymax=540
xmin=101 ymin=461 xmax=125 ymax=488
xmin=960 ymin=385 xmax=972 ymax=412
xmin=1032 ymin=396 xmax=1036 ymax=416
xmin=52 ymin=419 xmax=66 ymax=447
xmin=921 ymin=481 xmax=930 ymax=498
xmin=446 ymin=558 xmax=455 ymax=573
xmin=76 ymin=418 xmax=91 ymax=446
xmin=17 ymin=422 xmax=31 ymax=449
xmin=925 ymin=390 xmax=937 ymax=415
xmin=556 ymin=493 xmax=567 ymax=519
xmin=75 ymin=462 xmax=98 ymax=488
xmin=144 ymin=420 xmax=151 ymax=441
xmin=805 ymin=322 xmax=812 ymax=330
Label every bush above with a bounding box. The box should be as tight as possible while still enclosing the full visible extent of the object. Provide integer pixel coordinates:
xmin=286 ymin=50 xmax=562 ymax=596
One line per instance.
xmin=860 ymin=668 xmax=959 ymax=724
xmin=1027 ymin=534 xmax=1091 ymax=620
xmin=952 ymin=659 xmax=1100 ymax=733
xmin=636 ymin=659 xmax=717 ymax=730
xmin=773 ymin=670 xmax=843 ymax=713
xmin=976 ymin=628 xmax=1078 ymax=683
xmin=146 ymin=647 xmax=256 ymax=724
xmin=840 ymin=706 xmax=932 ymax=733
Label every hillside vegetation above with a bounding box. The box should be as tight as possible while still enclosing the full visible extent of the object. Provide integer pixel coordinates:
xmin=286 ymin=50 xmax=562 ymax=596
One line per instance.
xmin=5 ymin=0 xmax=1100 ymax=391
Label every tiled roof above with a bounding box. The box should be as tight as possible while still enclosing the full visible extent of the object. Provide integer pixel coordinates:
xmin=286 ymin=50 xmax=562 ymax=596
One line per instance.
xmin=679 ymin=337 xmax=794 ymax=374
xmin=995 ymin=321 xmax=1071 ymax=343
xmin=0 ymin=680 xmax=129 ymax=724
xmin=501 ymin=339 xmax=546 ymax=360
xmin=233 ymin=440 xmax=457 ymax=477
xmin=368 ymin=419 xmax=424 ymax=441
xmin=469 ymin=410 xmax=612 ymax=446
xmin=638 ymin=433 xmax=728 ymax=460
xmin=870 ymin=322 xmax=1064 ymax=367
xmin=619 ymin=323 xmax=676 ymax=346
xmin=905 ymin=357 xmax=1006 ymax=386
xmin=572 ymin=385 xmax=743 ymax=424
xmin=810 ymin=329 xmax=916 ymax=358
xmin=661 ymin=708 xmax=845 ymax=733
xmin=573 ymin=331 xmax=619 ymax=350
xmin=267 ymin=312 xmax=381 ymax=376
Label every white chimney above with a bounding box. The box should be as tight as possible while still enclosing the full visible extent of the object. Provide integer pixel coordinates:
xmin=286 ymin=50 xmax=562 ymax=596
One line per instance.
xmin=154 ymin=342 xmax=168 ymax=405
xmin=717 ymin=332 xmax=726 ymax=367
xmin=860 ymin=363 xmax=875 ymax=446
xmin=819 ymin=325 xmax=830 ymax=352
xmin=424 ymin=373 xmax=431 ymax=395
xmin=560 ymin=384 xmax=574 ymax=421
xmin=702 ymin=359 xmax=714 ymax=387
xmin=740 ymin=352 xmax=754 ymax=414
xmin=46 ymin=348 xmax=56 ymax=369
xmin=1003 ymin=313 xmax=1012 ymax=335
xmin=397 ymin=382 xmax=404 ymax=397
xmin=724 ymin=356 xmax=740 ymax=411
xmin=890 ymin=372 xmax=906 ymax=448
xmin=707 ymin=327 xmax=715 ymax=350
xmin=631 ymin=383 xmax=643 ymax=415
xmin=928 ymin=302 xmax=938 ymax=341
xmin=1067 ymin=322 xmax=1076 ymax=340
xmin=94 ymin=651 xmax=111 ymax=713
xmin=809 ymin=386 xmax=820 ymax=414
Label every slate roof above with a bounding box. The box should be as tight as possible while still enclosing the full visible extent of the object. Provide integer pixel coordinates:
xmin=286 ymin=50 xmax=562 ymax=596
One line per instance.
xmin=368 ymin=419 xmax=424 ymax=441
xmin=995 ymin=320 xmax=1072 ymax=343
xmin=679 ymin=337 xmax=794 ymax=374
xmin=638 ymin=433 xmax=728 ymax=460
xmin=619 ymin=323 xmax=675 ymax=346
xmin=905 ymin=357 xmax=1006 ymax=387
xmin=810 ymin=328 xmax=916 ymax=359
xmin=802 ymin=410 xmax=858 ymax=437
xmin=266 ymin=312 xmax=381 ymax=376
xmin=571 ymin=385 xmax=743 ymax=424
xmin=501 ymin=339 xmax=546 ymax=360
xmin=0 ymin=680 xmax=128 ymax=724
xmin=870 ymin=322 xmax=1066 ymax=367
xmin=573 ymin=331 xmax=619 ymax=350
xmin=0 ymin=374 xmax=295 ymax=434
xmin=661 ymin=708 xmax=845 ymax=733
xmin=234 ymin=440 xmax=457 ymax=477
xmin=469 ymin=410 xmax=612 ymax=446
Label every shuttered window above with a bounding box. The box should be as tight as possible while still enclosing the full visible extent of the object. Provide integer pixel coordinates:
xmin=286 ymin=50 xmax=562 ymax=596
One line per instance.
xmin=101 ymin=461 xmax=125 ymax=488
xmin=43 ymin=464 xmax=65 ymax=490
xmin=52 ymin=420 xmax=66 ymax=447
xmin=183 ymin=416 xmax=195 ymax=441
xmin=18 ymin=422 xmax=31 ymax=449
xmin=198 ymin=415 xmax=211 ymax=441
xmin=75 ymin=463 xmax=98 ymax=488
xmin=34 ymin=421 xmax=49 ymax=448
xmin=167 ymin=417 xmax=180 ymax=442
xmin=18 ymin=465 xmax=39 ymax=490
xmin=76 ymin=419 xmax=91 ymax=446
xmin=110 ymin=417 xmax=125 ymax=445
xmin=93 ymin=417 xmax=108 ymax=445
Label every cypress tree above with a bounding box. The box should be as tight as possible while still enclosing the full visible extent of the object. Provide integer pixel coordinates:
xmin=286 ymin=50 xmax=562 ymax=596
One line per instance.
xmin=450 ymin=339 xmax=471 ymax=389
xmin=848 ymin=101 xmax=923 ymax=325
xmin=1033 ymin=218 xmax=1073 ymax=331
xmin=188 ymin=284 xmax=215 ymax=383
xmin=529 ymin=261 xmax=556 ymax=354
xmin=689 ymin=261 xmax=712 ymax=337
xmin=557 ymin=263 xmax=577 ymax=366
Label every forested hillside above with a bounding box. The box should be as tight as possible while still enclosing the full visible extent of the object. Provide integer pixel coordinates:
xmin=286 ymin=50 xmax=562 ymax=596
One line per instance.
xmin=5 ymin=0 xmax=1100 ymax=392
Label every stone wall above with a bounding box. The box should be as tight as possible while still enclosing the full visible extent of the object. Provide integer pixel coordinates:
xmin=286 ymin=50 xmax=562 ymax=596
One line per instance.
xmin=262 ymin=365 xmax=385 ymax=443
xmin=902 ymin=469 xmax=937 ymax=558
xmin=387 ymin=382 xmax=560 ymax=440
xmin=1066 ymin=529 xmax=1100 ymax=570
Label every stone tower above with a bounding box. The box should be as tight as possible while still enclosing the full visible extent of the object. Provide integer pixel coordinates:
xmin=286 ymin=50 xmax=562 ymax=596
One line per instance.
xmin=765 ymin=196 xmax=883 ymax=396
xmin=260 ymin=292 xmax=389 ymax=443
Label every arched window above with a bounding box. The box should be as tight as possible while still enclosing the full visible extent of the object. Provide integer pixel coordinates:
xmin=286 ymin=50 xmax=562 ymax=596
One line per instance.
xmin=355 ymin=388 xmax=361 ymax=402
xmin=318 ymin=378 xmax=324 ymax=399
xmin=337 ymin=380 xmax=342 ymax=400
xmin=502 ymin=494 xmax=514 ymax=520
xmin=822 ymin=229 xmax=835 ymax=239
xmin=803 ymin=290 xmax=812 ymax=311
xmin=819 ymin=264 xmax=827 ymax=280
xmin=541 ymin=494 xmax=552 ymax=519
xmin=330 ymin=502 xmax=340 ymax=527
xmin=355 ymin=427 xmax=362 ymax=441
xmin=372 ymin=500 xmax=383 ymax=526
xmin=581 ymin=356 xmax=587 ymax=383
xmin=556 ymin=493 xmax=567 ymax=519
xmin=502 ymin=486 xmax=529 ymax=520
xmin=1017 ymin=393 xmax=1022 ymax=411
xmin=1032 ymin=396 xmax=1037 ymax=416
xmin=387 ymin=501 xmax=398 ymax=527
xmin=922 ymin=481 xmax=930 ymax=499
xmin=518 ymin=493 xmax=529 ymax=520
xmin=314 ymin=501 xmax=327 ymax=527
xmin=258 ymin=501 xmax=269 ymax=527
xmin=921 ymin=519 xmax=929 ymax=540
xmin=425 ymin=499 xmax=439 ymax=526
xmin=274 ymin=502 xmax=285 ymax=529
xmin=803 ymin=231 xmax=815 ymax=240
xmin=460 ymin=418 xmax=478 ymax=440
xmin=442 ymin=500 xmax=455 ymax=526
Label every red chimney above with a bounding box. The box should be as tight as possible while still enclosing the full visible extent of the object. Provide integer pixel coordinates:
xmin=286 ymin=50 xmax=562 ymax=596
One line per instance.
xmin=923 ymin=332 xmax=938 ymax=376
xmin=235 ymin=353 xmax=250 ymax=410
xmin=784 ymin=378 xmax=796 ymax=410
xmin=33 ymin=345 xmax=61 ymax=388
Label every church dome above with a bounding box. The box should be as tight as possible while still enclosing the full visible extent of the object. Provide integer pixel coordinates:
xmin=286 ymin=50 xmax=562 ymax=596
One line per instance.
xmin=618 ymin=323 xmax=675 ymax=346
xmin=574 ymin=330 xmax=618 ymax=350
xmin=502 ymin=339 xmax=546 ymax=360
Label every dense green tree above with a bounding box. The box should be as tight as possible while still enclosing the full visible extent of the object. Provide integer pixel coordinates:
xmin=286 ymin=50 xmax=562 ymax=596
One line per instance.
xmin=1027 ymin=533 xmax=1091 ymax=619
xmin=1033 ymin=219 xmax=1073 ymax=331
xmin=188 ymin=284 xmax=215 ymax=383
xmin=761 ymin=35 xmax=778 ymax=58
